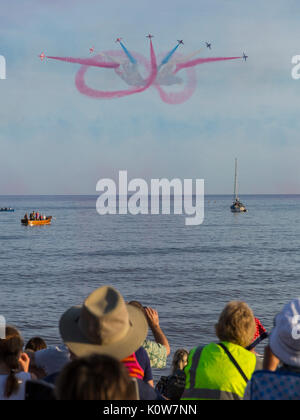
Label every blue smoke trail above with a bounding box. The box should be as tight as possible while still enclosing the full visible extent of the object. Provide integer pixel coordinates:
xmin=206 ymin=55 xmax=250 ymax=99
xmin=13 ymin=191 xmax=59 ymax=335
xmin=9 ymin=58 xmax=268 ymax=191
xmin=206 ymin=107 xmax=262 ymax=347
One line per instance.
xmin=160 ymin=43 xmax=180 ymax=67
xmin=119 ymin=41 xmax=137 ymax=64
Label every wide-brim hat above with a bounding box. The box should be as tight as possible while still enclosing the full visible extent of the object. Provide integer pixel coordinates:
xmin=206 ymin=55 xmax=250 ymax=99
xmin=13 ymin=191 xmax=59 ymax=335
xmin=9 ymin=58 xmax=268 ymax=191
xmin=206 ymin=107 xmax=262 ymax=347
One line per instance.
xmin=269 ymin=299 xmax=300 ymax=367
xmin=59 ymin=286 xmax=148 ymax=360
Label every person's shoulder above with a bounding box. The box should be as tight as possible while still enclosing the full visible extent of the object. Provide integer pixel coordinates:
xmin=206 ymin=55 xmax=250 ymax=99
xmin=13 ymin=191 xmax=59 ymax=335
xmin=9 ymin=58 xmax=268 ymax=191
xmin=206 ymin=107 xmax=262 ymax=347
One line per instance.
xmin=136 ymin=345 xmax=148 ymax=356
xmin=143 ymin=340 xmax=167 ymax=368
xmin=136 ymin=346 xmax=150 ymax=362
xmin=143 ymin=339 xmax=166 ymax=353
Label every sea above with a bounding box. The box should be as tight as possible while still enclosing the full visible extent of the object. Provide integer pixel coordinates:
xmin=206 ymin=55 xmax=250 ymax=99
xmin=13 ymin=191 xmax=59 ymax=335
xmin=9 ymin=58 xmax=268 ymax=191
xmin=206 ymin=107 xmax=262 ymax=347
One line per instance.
xmin=0 ymin=194 xmax=299 ymax=379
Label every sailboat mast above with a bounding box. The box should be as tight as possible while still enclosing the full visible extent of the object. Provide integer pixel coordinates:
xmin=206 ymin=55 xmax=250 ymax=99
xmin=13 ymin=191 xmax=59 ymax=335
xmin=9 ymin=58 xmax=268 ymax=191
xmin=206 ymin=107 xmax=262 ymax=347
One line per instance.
xmin=234 ymin=158 xmax=238 ymax=201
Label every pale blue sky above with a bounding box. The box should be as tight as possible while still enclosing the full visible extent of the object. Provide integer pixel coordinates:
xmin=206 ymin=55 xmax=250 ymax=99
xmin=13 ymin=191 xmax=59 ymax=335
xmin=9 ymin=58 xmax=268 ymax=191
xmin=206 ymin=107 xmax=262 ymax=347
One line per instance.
xmin=1 ymin=0 xmax=300 ymax=194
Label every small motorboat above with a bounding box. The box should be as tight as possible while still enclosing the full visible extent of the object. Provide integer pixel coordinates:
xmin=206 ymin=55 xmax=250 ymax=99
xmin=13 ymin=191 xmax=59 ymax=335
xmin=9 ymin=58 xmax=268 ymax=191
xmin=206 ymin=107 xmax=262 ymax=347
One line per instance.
xmin=0 ymin=208 xmax=14 ymax=212
xmin=21 ymin=216 xmax=52 ymax=226
xmin=231 ymin=158 xmax=247 ymax=213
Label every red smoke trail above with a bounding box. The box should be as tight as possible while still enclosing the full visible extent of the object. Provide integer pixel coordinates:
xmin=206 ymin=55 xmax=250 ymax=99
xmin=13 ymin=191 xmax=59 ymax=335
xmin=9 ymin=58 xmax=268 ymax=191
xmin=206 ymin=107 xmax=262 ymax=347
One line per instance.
xmin=75 ymin=40 xmax=157 ymax=99
xmin=155 ymin=69 xmax=197 ymax=105
xmin=175 ymin=57 xmax=242 ymax=73
xmin=46 ymin=56 xmax=120 ymax=69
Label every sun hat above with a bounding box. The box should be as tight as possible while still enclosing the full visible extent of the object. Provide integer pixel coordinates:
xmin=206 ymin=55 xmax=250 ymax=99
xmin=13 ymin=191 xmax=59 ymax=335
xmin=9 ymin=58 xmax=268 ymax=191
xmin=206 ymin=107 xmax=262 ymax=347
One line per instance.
xmin=59 ymin=286 xmax=148 ymax=360
xmin=269 ymin=299 xmax=300 ymax=367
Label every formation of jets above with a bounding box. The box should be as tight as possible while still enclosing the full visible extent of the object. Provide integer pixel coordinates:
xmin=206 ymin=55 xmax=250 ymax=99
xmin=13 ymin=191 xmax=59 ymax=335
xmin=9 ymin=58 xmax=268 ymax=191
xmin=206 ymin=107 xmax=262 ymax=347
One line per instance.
xmin=39 ymin=37 xmax=249 ymax=64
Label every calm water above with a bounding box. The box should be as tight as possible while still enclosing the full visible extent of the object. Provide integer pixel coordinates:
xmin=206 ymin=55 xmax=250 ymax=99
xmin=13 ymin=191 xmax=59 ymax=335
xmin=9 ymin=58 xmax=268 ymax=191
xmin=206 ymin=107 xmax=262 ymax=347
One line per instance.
xmin=0 ymin=195 xmax=300 ymax=377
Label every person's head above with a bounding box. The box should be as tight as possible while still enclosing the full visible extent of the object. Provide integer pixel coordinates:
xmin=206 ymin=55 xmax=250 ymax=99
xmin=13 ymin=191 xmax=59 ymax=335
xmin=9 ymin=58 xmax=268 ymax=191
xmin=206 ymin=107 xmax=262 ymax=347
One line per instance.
xmin=0 ymin=326 xmax=24 ymax=398
xmin=172 ymin=349 xmax=189 ymax=373
xmin=215 ymin=301 xmax=256 ymax=348
xmin=56 ymin=354 xmax=137 ymax=400
xmin=59 ymin=286 xmax=148 ymax=360
xmin=269 ymin=299 xmax=300 ymax=368
xmin=28 ymin=345 xmax=71 ymax=379
xmin=25 ymin=337 xmax=47 ymax=352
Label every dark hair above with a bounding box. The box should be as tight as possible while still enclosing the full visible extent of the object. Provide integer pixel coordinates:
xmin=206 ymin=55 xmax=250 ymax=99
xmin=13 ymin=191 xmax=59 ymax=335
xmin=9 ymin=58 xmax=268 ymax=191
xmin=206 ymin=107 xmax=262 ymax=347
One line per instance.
xmin=171 ymin=349 xmax=189 ymax=374
xmin=0 ymin=326 xmax=24 ymax=398
xmin=56 ymin=354 xmax=137 ymax=400
xmin=25 ymin=337 xmax=47 ymax=352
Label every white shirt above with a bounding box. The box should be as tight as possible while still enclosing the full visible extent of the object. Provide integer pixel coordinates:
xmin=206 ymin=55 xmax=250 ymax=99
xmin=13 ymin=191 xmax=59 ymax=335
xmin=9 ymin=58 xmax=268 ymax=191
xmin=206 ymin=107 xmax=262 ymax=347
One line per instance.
xmin=0 ymin=372 xmax=31 ymax=400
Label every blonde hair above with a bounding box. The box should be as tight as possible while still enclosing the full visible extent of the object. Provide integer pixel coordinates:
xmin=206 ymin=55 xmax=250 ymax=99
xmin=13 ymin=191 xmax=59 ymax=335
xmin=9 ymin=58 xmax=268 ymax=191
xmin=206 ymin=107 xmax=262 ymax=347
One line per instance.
xmin=215 ymin=301 xmax=256 ymax=348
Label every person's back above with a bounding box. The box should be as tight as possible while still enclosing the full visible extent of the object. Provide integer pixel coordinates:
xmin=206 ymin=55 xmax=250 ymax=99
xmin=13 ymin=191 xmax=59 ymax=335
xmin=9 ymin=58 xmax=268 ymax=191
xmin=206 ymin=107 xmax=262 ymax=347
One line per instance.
xmin=122 ymin=346 xmax=154 ymax=387
xmin=246 ymin=369 xmax=300 ymax=401
xmin=183 ymin=342 xmax=256 ymax=400
xmin=156 ymin=349 xmax=189 ymax=400
xmin=156 ymin=369 xmax=186 ymax=400
xmin=182 ymin=301 xmax=257 ymax=401
xmin=245 ymin=299 xmax=300 ymax=401
xmin=0 ymin=372 xmax=31 ymax=400
xmin=0 ymin=326 xmax=32 ymax=401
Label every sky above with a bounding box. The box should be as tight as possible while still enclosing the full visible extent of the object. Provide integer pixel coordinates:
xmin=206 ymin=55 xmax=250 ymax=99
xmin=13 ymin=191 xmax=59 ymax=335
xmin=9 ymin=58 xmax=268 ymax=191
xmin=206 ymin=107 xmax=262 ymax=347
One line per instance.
xmin=1 ymin=0 xmax=300 ymax=194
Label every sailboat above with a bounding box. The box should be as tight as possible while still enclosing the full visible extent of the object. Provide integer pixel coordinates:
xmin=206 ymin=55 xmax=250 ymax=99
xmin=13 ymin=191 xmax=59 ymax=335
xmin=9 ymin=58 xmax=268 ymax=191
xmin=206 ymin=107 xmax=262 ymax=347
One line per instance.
xmin=230 ymin=158 xmax=247 ymax=213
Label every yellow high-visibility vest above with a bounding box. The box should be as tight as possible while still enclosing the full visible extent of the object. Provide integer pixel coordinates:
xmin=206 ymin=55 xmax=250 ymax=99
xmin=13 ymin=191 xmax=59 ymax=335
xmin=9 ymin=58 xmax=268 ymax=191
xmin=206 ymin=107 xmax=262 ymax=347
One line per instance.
xmin=182 ymin=342 xmax=256 ymax=400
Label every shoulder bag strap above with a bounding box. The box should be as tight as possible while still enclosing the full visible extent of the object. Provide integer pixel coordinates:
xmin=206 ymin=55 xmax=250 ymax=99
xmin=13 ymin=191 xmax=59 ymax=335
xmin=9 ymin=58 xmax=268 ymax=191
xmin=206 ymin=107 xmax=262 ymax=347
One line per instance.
xmin=218 ymin=343 xmax=249 ymax=384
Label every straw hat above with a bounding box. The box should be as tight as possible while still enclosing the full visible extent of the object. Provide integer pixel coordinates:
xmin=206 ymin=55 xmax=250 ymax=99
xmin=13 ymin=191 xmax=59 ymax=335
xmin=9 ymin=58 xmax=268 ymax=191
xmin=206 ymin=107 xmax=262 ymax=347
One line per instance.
xmin=59 ymin=286 xmax=148 ymax=360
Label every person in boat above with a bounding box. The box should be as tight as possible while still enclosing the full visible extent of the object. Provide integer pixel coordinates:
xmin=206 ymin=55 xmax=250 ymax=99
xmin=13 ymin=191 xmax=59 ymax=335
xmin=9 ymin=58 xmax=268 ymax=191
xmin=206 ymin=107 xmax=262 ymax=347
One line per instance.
xmin=234 ymin=200 xmax=241 ymax=208
xmin=24 ymin=213 xmax=29 ymax=222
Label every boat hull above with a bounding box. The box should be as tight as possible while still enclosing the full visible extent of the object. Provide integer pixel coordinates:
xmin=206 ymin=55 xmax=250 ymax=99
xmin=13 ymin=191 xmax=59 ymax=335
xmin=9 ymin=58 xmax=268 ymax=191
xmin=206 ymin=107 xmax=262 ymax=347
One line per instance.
xmin=0 ymin=209 xmax=14 ymax=212
xmin=21 ymin=217 xmax=52 ymax=226
xmin=231 ymin=206 xmax=247 ymax=213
